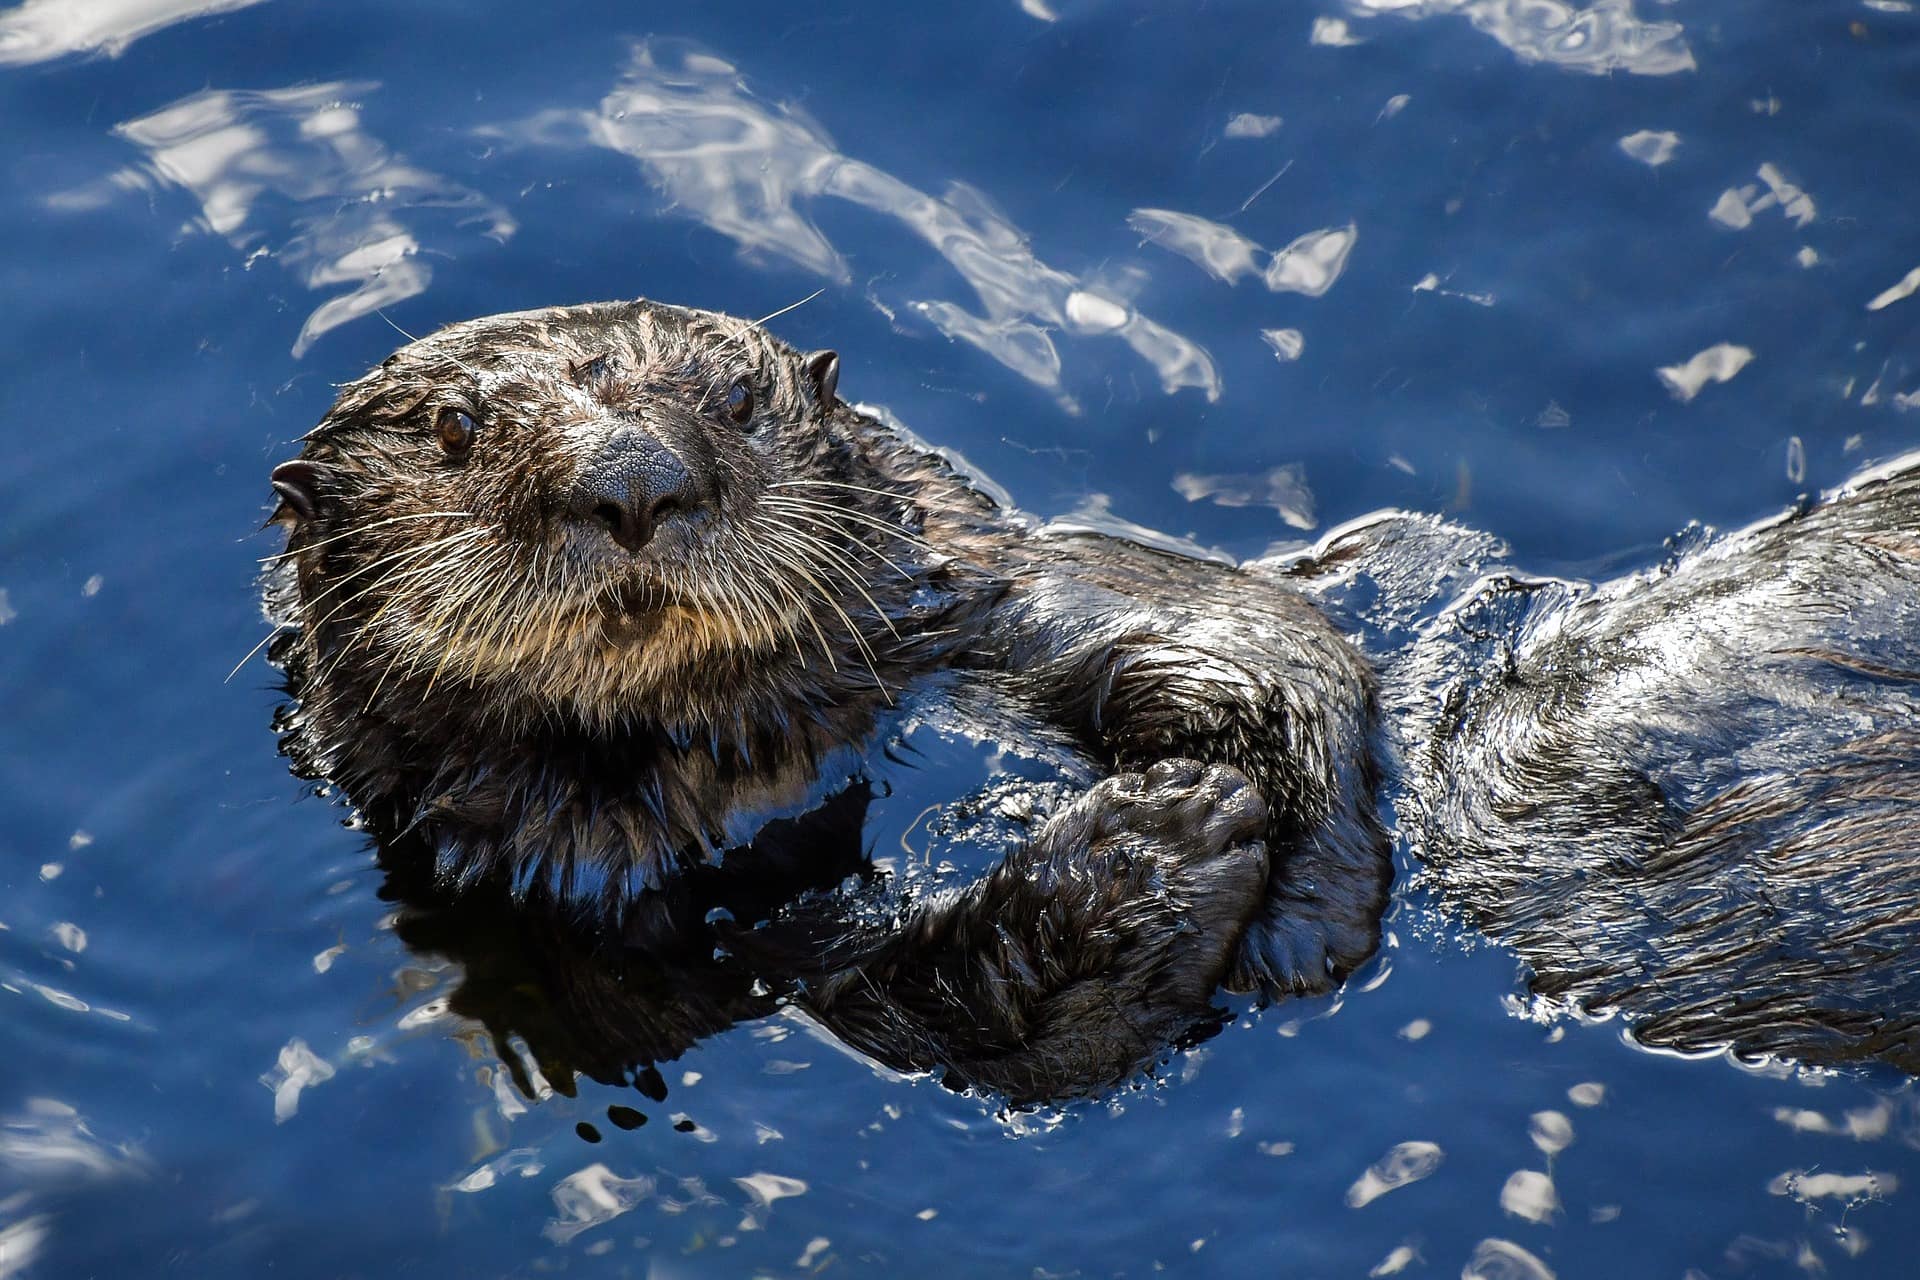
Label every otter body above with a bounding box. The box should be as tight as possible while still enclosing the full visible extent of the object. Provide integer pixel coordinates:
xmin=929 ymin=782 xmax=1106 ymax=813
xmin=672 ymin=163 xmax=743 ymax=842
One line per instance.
xmin=1393 ymin=464 xmax=1920 ymax=1069
xmin=268 ymin=299 xmax=1384 ymax=1099
xmin=267 ymin=298 xmax=1920 ymax=1096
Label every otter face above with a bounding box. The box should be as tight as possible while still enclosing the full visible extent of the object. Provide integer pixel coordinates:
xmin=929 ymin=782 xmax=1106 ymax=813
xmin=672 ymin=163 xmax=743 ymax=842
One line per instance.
xmin=269 ymin=300 xmax=898 ymax=730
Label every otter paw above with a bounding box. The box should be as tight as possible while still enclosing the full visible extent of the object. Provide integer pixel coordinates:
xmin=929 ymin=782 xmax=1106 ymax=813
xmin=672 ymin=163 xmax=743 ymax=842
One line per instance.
xmin=1017 ymin=760 xmax=1271 ymax=991
xmin=837 ymin=761 xmax=1273 ymax=1102
xmin=1084 ymin=758 xmax=1269 ymax=860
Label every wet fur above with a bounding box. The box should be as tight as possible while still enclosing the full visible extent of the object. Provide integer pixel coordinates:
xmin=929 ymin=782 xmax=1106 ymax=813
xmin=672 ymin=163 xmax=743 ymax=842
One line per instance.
xmin=270 ymin=297 xmax=1920 ymax=1096
xmin=270 ymin=299 xmax=1383 ymax=1100
xmin=1390 ymin=463 xmax=1920 ymax=1070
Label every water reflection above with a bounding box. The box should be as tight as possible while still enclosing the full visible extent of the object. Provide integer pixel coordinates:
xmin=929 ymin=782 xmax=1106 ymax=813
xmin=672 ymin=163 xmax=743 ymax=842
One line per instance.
xmin=0 ymin=1098 xmax=146 ymax=1186
xmin=1656 ymin=341 xmax=1755 ymax=402
xmin=1767 ymin=1169 xmax=1899 ymax=1206
xmin=1128 ymin=210 xmax=1262 ymax=285
xmin=1346 ymin=1140 xmax=1444 ymax=1208
xmin=1709 ymin=163 xmax=1817 ymax=231
xmin=1336 ymin=0 xmax=1694 ymax=76
xmin=544 ymin=1163 xmax=653 ymax=1245
xmin=360 ymin=746 xmax=1222 ymax=1116
xmin=1498 ymin=1168 xmax=1558 ymax=1223
xmin=493 ymin=41 xmax=1218 ymax=405
xmin=1412 ymin=271 xmax=1494 ymax=307
xmin=1868 ymin=265 xmax=1920 ymax=312
xmin=1370 ymin=1243 xmax=1420 ymax=1275
xmin=1311 ymin=16 xmax=1367 ymax=47
xmin=260 ymin=1037 xmax=336 ymax=1123
xmin=1224 ymin=112 xmax=1283 ymax=139
xmin=1262 ymin=327 xmax=1304 ymax=362
xmin=1772 ymin=1099 xmax=1894 ymax=1140
xmin=0 ymin=1205 xmax=48 ymax=1280
xmin=1462 ymin=1237 xmax=1554 ymax=1279
xmin=1173 ymin=465 xmax=1318 ymax=530
xmin=1617 ymin=129 xmax=1680 ymax=167
xmin=52 ymin=82 xmax=515 ymax=356
xmin=732 ymin=1171 xmax=807 ymax=1231
xmin=1130 ymin=209 xmax=1359 ymax=298
xmin=0 ymin=0 xmax=265 ymax=65
xmin=1527 ymin=1110 xmax=1572 ymax=1155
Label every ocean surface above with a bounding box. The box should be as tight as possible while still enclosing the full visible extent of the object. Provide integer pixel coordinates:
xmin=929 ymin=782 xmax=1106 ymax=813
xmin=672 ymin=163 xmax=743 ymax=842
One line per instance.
xmin=4 ymin=1 xmax=1920 ymax=1276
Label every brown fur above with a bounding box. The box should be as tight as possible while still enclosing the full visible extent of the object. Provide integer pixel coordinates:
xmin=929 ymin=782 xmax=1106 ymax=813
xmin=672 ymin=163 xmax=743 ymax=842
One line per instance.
xmin=265 ymin=298 xmax=1387 ymax=1100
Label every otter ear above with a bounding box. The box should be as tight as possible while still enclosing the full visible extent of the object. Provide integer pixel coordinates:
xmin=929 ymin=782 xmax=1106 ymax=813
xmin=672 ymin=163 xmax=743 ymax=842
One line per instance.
xmin=803 ymin=349 xmax=839 ymax=412
xmin=268 ymin=460 xmax=326 ymax=526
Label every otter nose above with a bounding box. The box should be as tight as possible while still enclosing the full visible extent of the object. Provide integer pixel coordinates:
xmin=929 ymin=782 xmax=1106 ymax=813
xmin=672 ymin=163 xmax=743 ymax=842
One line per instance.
xmin=569 ymin=426 xmax=696 ymax=553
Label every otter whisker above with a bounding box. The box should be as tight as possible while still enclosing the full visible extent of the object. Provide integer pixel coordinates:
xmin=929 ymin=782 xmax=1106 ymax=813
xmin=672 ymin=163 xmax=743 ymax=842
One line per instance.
xmin=419 ymin=544 xmax=519 ymax=701
xmin=303 ymin=527 xmax=490 ymax=623
xmin=376 ymin=539 xmax=508 ymax=674
xmin=771 ymin=479 xmax=922 ymax=506
xmin=764 ymin=497 xmax=922 ymax=581
xmin=697 ymin=530 xmax=780 ymax=656
xmin=725 ymin=538 xmax=808 ymax=660
xmin=759 ymin=537 xmax=891 ymax=698
xmin=312 ymin=533 xmax=495 ymax=692
xmin=763 ymin=486 xmax=926 ymax=532
xmin=260 ymin=511 xmax=476 ymax=564
xmin=762 ymin=488 xmax=927 ymax=538
xmin=702 ymin=539 xmax=760 ymax=633
xmin=703 ymin=533 xmax=792 ymax=652
xmin=225 ymin=621 xmax=296 ymax=684
xmin=785 ymin=560 xmax=881 ymax=688
xmin=756 ymin=510 xmax=881 ymax=596
xmin=763 ymin=491 xmax=932 ymax=557
xmin=462 ymin=541 xmax=547 ymax=665
xmin=472 ymin=545 xmax=541 ymax=671
xmin=705 ymin=545 xmax=759 ymax=662
xmin=358 ymin=538 xmax=510 ymax=699
xmin=536 ymin=549 xmax=572 ymax=668
xmin=744 ymin=548 xmax=837 ymax=671
xmin=714 ymin=529 xmax=810 ymax=667
xmin=779 ymin=529 xmax=904 ymax=641
xmin=301 ymin=531 xmax=493 ymax=668
xmin=712 ymin=289 xmax=826 ymax=362
xmin=756 ymin=515 xmax=901 ymax=642
xmin=375 ymin=309 xmax=484 ymax=382
xmin=747 ymin=288 xmax=826 ymax=330
xmin=750 ymin=543 xmax=843 ymax=674
xmin=304 ymin=527 xmax=489 ymax=617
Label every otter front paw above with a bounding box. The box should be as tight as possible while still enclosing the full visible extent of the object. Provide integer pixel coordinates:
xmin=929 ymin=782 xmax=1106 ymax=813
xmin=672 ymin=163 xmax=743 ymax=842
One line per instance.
xmin=1034 ymin=758 xmax=1265 ymax=925
xmin=804 ymin=760 xmax=1270 ymax=1103
xmin=1008 ymin=758 xmax=1271 ymax=1010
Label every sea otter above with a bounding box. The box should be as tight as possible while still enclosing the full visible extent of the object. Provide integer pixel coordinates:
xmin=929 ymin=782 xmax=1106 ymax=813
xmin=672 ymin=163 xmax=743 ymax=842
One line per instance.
xmin=264 ymin=298 xmax=1920 ymax=1099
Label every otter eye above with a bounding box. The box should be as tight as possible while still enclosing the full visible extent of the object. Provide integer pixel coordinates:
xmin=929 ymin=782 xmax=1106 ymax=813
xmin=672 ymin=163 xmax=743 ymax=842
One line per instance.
xmin=724 ymin=378 xmax=755 ymax=426
xmin=436 ymin=407 xmax=477 ymax=458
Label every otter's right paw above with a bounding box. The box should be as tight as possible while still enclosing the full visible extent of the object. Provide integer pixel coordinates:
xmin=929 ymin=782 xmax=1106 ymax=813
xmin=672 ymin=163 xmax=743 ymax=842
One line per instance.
xmin=1015 ymin=759 xmax=1271 ymax=1006
xmin=805 ymin=760 xmax=1270 ymax=1103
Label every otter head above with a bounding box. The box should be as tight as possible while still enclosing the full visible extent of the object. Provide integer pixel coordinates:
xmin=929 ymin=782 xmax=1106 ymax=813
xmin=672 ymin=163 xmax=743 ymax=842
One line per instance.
xmin=268 ymin=299 xmax=914 ymax=735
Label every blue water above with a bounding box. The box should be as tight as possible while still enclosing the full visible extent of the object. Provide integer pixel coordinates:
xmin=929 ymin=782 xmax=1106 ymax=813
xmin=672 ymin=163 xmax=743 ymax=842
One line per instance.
xmin=4 ymin=1 xmax=1920 ymax=1275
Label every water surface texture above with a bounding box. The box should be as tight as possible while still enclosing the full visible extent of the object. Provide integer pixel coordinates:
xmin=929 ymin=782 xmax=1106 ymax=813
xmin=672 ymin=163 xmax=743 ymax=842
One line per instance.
xmin=5 ymin=2 xmax=1920 ymax=1276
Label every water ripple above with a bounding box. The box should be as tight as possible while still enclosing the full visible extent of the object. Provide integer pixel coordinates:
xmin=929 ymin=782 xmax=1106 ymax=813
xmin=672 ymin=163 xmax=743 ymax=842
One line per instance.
xmin=1339 ymin=0 xmax=1694 ymax=76
xmin=0 ymin=0 xmax=265 ymax=66
xmin=51 ymin=82 xmax=515 ymax=356
xmin=492 ymin=41 xmax=1219 ymax=405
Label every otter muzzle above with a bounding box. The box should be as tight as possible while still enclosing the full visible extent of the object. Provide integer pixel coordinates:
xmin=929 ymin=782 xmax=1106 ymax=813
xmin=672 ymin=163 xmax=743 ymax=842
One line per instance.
xmin=568 ymin=426 xmax=695 ymax=553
